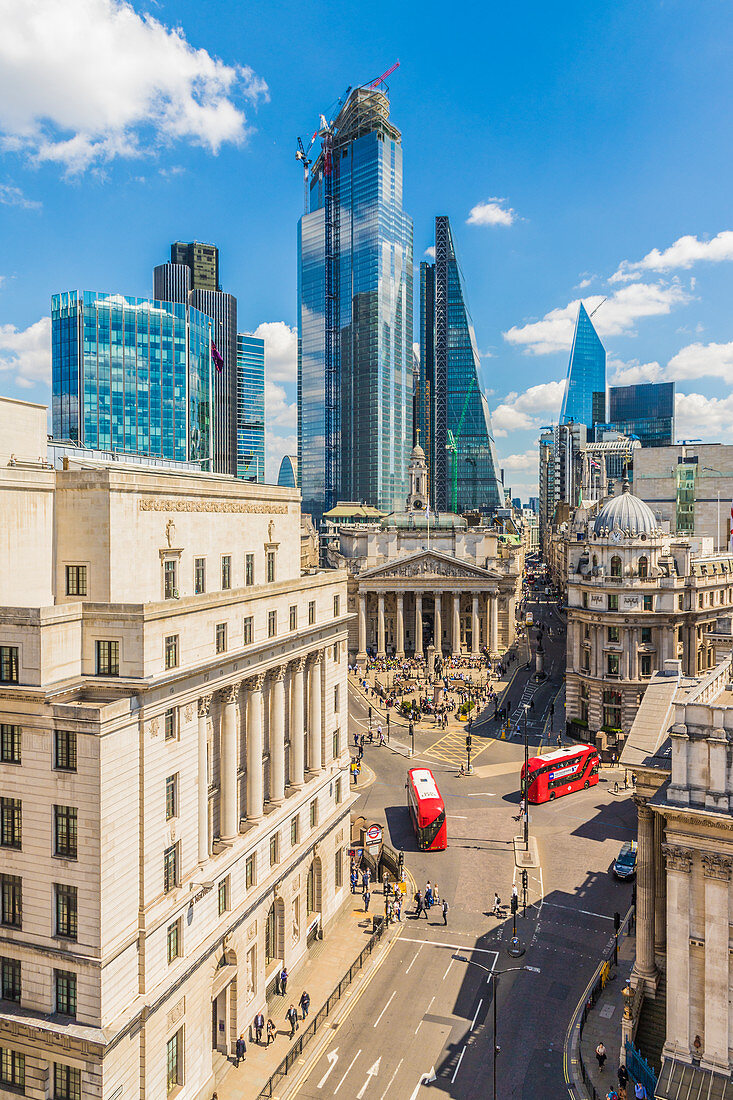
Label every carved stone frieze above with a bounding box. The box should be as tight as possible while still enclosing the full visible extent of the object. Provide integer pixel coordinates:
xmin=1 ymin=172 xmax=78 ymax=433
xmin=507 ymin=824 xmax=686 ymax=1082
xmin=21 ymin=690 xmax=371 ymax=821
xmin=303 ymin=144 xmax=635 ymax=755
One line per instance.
xmin=701 ymin=852 xmax=733 ymax=881
xmin=167 ymin=997 xmax=185 ymax=1029
xmin=140 ymin=498 xmax=288 ymax=514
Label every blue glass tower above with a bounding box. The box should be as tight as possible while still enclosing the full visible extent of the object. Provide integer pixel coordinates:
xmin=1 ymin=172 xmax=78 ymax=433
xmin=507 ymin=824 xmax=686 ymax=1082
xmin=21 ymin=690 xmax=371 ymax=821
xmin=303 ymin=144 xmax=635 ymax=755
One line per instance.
xmin=298 ymin=85 xmax=413 ymax=519
xmin=236 ymin=333 xmax=265 ymax=482
xmin=559 ymin=303 xmax=606 ymax=429
xmin=419 ymin=216 xmax=503 ymax=513
xmin=606 ymin=382 xmax=675 ymax=447
xmin=51 ymin=290 xmax=212 ymax=466
xmin=277 ymin=456 xmax=298 ymax=488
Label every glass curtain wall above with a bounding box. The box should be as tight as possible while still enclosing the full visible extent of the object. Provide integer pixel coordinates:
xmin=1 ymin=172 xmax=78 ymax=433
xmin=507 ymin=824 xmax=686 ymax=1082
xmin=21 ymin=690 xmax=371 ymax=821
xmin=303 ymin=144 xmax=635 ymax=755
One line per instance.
xmin=559 ymin=302 xmax=606 ymax=430
xmin=236 ymin=334 xmax=265 ymax=482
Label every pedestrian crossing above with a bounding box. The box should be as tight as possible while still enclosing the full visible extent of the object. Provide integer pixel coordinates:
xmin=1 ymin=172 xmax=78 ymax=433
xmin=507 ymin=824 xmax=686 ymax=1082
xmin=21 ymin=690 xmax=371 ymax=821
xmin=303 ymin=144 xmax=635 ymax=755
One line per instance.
xmin=423 ymin=728 xmax=495 ymax=767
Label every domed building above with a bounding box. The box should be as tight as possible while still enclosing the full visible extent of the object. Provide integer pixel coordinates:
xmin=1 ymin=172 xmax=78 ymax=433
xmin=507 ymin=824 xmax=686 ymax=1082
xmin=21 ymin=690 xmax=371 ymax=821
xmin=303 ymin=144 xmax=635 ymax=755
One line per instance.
xmin=565 ymin=480 xmax=733 ymax=751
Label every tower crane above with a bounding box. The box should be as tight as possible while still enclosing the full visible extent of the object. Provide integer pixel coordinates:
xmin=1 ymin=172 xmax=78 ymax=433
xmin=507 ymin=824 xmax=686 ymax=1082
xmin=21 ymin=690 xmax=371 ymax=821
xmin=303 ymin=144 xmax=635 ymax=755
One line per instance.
xmin=295 ymin=133 xmax=316 ymax=214
xmin=368 ymin=61 xmax=400 ymax=89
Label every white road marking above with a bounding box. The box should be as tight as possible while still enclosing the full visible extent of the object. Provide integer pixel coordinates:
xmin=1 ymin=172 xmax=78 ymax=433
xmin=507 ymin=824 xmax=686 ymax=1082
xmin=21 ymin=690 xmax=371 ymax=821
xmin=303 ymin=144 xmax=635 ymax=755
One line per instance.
xmin=356 ymin=1057 xmax=381 ymax=1099
xmin=317 ymin=1049 xmax=339 ymax=1089
xmin=442 ymin=957 xmax=454 ymax=980
xmin=470 ymin=998 xmax=483 ymax=1030
xmin=448 ymin=815 xmax=468 ymax=819
xmin=408 ymin=1068 xmax=435 ymax=1100
xmin=466 ymin=792 xmax=496 ymax=796
xmin=405 ymin=945 xmax=422 ymax=974
xmin=333 ymin=1049 xmax=361 ymax=1094
xmin=451 ymin=1045 xmax=466 ymax=1083
xmin=380 ymin=1058 xmax=403 ymax=1100
xmin=415 ymin=995 xmax=435 ymax=1034
xmin=400 ymin=937 xmax=500 ymax=957
xmin=372 ymin=990 xmax=396 ymax=1028
xmin=543 ymin=900 xmax=615 ymax=921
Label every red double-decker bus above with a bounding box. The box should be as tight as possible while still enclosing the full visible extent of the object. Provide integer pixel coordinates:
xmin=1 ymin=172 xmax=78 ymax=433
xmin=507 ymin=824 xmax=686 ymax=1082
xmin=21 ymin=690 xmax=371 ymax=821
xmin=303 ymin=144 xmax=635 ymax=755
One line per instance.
xmin=521 ymin=744 xmax=600 ymax=804
xmin=406 ymin=768 xmax=447 ymax=851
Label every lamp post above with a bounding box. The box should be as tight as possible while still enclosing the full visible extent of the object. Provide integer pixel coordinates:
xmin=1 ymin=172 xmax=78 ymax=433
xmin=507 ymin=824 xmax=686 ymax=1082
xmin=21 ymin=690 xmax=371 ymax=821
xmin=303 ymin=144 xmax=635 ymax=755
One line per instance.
xmin=523 ymin=704 xmax=530 ymax=851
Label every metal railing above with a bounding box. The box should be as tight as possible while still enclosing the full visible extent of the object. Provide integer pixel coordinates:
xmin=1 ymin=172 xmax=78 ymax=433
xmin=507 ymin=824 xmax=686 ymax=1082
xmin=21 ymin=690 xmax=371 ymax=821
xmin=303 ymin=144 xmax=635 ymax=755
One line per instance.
xmin=256 ymin=917 xmax=387 ymax=1098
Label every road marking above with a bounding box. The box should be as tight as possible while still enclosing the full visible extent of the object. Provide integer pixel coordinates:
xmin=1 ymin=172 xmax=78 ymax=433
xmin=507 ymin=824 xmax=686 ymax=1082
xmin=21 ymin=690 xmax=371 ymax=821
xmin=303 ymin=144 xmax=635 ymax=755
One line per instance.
xmin=372 ymin=990 xmax=396 ymax=1028
xmin=470 ymin=998 xmax=483 ymax=1031
xmin=356 ymin=1057 xmax=381 ymax=1099
xmin=442 ymin=957 xmax=454 ymax=980
xmin=333 ymin=1049 xmax=361 ymax=1094
xmin=451 ymin=1045 xmax=466 ymax=1083
xmin=405 ymin=945 xmax=422 ymax=974
xmin=415 ymin=995 xmax=435 ymax=1034
xmin=317 ymin=1049 xmax=339 ymax=1089
xmin=543 ymin=901 xmax=615 ymax=921
xmin=408 ymin=1068 xmax=436 ymax=1100
xmin=448 ymin=815 xmax=468 ymax=819
xmin=400 ymin=937 xmax=500 ymax=956
xmin=380 ymin=1058 xmax=403 ymax=1100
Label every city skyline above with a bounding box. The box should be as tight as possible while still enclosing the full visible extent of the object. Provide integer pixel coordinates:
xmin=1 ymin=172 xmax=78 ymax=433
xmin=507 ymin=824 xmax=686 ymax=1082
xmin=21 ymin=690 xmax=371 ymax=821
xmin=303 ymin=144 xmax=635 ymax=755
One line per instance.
xmin=1 ymin=1 xmax=733 ymax=498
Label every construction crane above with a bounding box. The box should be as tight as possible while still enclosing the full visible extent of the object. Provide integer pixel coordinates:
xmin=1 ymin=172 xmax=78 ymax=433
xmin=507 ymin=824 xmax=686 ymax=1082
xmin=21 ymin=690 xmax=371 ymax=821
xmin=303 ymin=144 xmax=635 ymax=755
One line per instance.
xmin=368 ymin=60 xmax=400 ymax=89
xmin=295 ymin=133 xmax=316 ymax=214
xmin=589 ymin=297 xmax=607 ymax=318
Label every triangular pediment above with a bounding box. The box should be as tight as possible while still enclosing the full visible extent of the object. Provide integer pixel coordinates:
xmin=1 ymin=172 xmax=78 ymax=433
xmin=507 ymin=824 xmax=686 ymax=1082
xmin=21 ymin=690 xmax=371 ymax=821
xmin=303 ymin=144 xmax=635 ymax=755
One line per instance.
xmin=360 ymin=549 xmax=502 ymax=583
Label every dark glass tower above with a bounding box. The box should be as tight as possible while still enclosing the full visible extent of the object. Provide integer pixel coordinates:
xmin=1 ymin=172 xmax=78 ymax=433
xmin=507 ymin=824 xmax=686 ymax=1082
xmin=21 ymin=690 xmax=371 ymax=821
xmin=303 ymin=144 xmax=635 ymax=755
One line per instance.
xmin=607 ymin=382 xmax=675 ymax=447
xmin=298 ymin=86 xmax=414 ymax=519
xmin=559 ymin=302 xmax=606 ymax=430
xmin=236 ymin=334 xmax=265 ymax=482
xmin=419 ymin=216 xmax=503 ymax=514
xmin=170 ymin=241 xmax=219 ymax=292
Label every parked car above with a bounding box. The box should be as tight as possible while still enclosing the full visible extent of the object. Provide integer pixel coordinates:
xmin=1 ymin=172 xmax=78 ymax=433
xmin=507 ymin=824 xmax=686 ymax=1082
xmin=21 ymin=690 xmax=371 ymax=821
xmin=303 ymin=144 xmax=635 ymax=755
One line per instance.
xmin=613 ymin=840 xmax=637 ymax=880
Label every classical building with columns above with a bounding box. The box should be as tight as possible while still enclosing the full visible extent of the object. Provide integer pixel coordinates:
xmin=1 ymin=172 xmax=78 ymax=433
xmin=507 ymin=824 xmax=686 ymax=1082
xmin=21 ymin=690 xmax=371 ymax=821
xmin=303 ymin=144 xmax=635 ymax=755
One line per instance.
xmin=621 ymin=656 xmax=733 ymax=1096
xmin=0 ymin=399 xmax=350 ymax=1098
xmin=565 ymin=480 xmax=733 ymax=751
xmin=325 ymin=444 xmax=523 ymax=662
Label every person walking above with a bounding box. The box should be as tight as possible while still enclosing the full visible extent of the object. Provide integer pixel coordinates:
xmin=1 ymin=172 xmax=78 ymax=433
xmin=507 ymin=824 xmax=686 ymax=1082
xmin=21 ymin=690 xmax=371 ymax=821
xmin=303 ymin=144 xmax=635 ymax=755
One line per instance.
xmin=280 ymin=966 xmax=288 ymax=996
xmin=425 ymin=881 xmax=433 ymax=908
xmin=235 ymin=1033 xmax=247 ymax=1065
xmin=442 ymin=898 xmax=449 ymax=925
xmin=633 ymin=1084 xmax=648 ymax=1100
xmin=286 ymin=1004 xmax=299 ymax=1039
xmin=395 ymin=895 xmax=402 ymax=922
xmin=595 ymin=1041 xmax=607 ymax=1071
xmin=364 ymin=889 xmax=371 ymax=912
xmin=350 ymin=867 xmax=358 ymax=894
xmin=254 ymin=1012 xmax=264 ymax=1043
xmin=299 ymin=990 xmax=310 ymax=1019
xmin=266 ymin=1019 xmax=276 ymax=1045
xmin=493 ymin=892 xmax=501 ymax=916
xmin=362 ymin=868 xmax=370 ymax=893
xmin=616 ymin=1064 xmax=628 ymax=1098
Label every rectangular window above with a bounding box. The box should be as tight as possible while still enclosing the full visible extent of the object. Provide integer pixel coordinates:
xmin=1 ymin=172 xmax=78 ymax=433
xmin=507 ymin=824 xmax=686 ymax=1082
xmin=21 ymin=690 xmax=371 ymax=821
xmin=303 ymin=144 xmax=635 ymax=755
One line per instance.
xmin=65 ymin=565 xmax=87 ymax=597
xmin=332 ymin=729 xmax=340 ymax=759
xmin=335 ymin=847 xmax=343 ymax=888
xmin=582 ymin=592 xmax=588 ymax=609
xmin=581 ymin=649 xmax=590 ymax=672
xmin=308 ymin=601 xmax=316 ymax=625
xmin=290 ymin=816 xmax=299 ymax=847
xmin=55 ymin=884 xmax=78 ymax=941
xmin=163 ymin=844 xmax=178 ymax=893
xmin=333 ymin=642 xmax=340 ymax=662
xmin=216 ymin=623 xmax=227 ymax=654
xmin=289 ymin=605 xmax=297 ymax=632
xmin=1 ymin=957 xmax=20 ymax=1002
xmin=268 ymin=610 xmax=277 ymax=638
xmin=167 ymin=1028 xmax=183 ymax=1094
xmin=641 ymin=654 xmax=653 ymax=677
xmin=54 ymin=1063 xmax=81 ymax=1100
xmin=309 ymin=800 xmax=317 ymax=829
xmin=194 ymin=557 xmax=206 ymax=594
xmin=608 ymin=595 xmax=619 ymax=611
xmin=164 ymin=559 xmax=177 ymax=599
xmin=0 ymin=647 xmax=19 ymax=684
xmin=0 ymin=725 xmax=21 ymax=765
xmin=167 ymin=920 xmax=180 ymax=964
xmin=245 ymin=854 xmax=255 ymax=890
xmin=335 ymin=777 xmax=342 ymax=805
xmin=218 ymin=876 xmax=230 ymax=916
xmin=0 ymin=799 xmax=21 ymax=850
xmin=165 ymin=708 xmax=177 ymax=741
xmin=95 ymin=639 xmax=119 ymax=676
xmin=333 ymin=594 xmax=340 ymax=618
xmin=641 ymin=627 xmax=652 ymax=644
xmin=54 ymin=806 xmax=78 ymax=859
xmin=54 ymin=729 xmax=77 ymax=772
xmin=607 ymin=626 xmax=619 ymax=643
xmin=334 ymin=685 xmax=340 ymax=712
xmin=165 ymin=775 xmax=178 ymax=821
xmin=245 ymin=553 xmax=255 ymax=586
xmin=644 ymin=595 xmax=654 ymax=611
xmin=0 ymin=1049 xmax=24 ymax=1091
xmin=55 ymin=969 xmax=77 ymax=1017
xmin=243 ymin=616 xmax=253 ymax=646
xmin=221 ymin=555 xmax=231 ymax=591
xmin=0 ymin=876 xmax=20 ymax=928
xmin=678 ymin=594 xmax=684 ymax=610
xmin=607 ymin=654 xmax=620 ymax=677
xmin=270 ymin=833 xmax=279 ymax=866
xmin=267 ymin=551 xmax=276 ymax=584
xmin=165 ymin=635 xmax=179 ymax=670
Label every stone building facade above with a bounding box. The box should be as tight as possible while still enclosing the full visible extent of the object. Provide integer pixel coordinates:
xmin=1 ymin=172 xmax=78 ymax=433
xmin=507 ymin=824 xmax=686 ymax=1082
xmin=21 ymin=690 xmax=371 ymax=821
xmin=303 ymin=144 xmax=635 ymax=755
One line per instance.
xmin=0 ymin=400 xmax=350 ymax=1099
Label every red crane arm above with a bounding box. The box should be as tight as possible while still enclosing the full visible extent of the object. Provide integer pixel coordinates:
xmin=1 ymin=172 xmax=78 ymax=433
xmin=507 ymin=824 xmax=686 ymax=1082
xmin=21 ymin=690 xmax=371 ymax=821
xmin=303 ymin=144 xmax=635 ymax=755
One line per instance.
xmin=368 ymin=60 xmax=400 ymax=88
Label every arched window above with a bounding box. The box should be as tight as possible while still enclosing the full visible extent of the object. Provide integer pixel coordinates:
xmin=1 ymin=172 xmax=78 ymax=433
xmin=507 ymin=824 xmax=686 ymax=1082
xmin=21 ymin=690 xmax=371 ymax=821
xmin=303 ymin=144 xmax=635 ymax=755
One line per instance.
xmin=638 ymin=556 xmax=648 ymax=580
xmin=610 ymin=556 xmax=622 ymax=578
xmin=265 ymin=903 xmax=276 ymax=964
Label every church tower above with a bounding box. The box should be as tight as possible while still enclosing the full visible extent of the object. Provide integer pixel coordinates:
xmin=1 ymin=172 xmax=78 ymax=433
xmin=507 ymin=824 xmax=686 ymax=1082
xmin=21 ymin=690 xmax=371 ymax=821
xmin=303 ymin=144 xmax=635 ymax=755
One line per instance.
xmin=406 ymin=442 xmax=429 ymax=514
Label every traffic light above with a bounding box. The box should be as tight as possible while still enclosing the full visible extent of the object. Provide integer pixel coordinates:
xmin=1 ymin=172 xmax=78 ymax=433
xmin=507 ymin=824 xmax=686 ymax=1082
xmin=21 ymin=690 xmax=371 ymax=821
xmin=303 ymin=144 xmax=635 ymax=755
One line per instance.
xmin=614 ymin=911 xmax=621 ymax=932
xmin=399 ymin=850 xmax=404 ymax=869
xmin=466 ymin=735 xmax=472 ymax=750
xmin=511 ymin=893 xmax=518 ymax=915
xmin=521 ymin=870 xmax=528 ymax=893
xmin=368 ymin=706 xmax=372 ymax=719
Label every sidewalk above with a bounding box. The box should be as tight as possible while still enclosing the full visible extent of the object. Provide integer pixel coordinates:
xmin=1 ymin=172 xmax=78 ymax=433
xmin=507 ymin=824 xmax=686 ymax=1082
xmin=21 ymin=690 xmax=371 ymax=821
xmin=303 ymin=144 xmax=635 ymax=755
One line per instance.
xmin=215 ymin=884 xmax=401 ymax=1100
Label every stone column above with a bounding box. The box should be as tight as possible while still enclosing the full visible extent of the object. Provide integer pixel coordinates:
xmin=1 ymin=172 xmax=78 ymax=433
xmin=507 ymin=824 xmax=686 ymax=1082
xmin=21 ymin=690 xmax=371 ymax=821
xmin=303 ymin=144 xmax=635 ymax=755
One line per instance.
xmin=415 ymin=592 xmax=423 ymax=657
xmin=269 ymin=666 xmax=286 ymax=807
xmin=472 ymin=595 xmax=480 ymax=655
xmin=308 ymin=652 xmax=323 ymax=774
xmin=246 ymin=674 xmax=265 ymax=825
xmin=396 ymin=594 xmax=405 ymax=657
xmin=452 ymin=593 xmax=461 ymax=656
xmin=633 ymin=799 xmax=658 ymax=991
xmin=358 ymin=593 xmax=367 ymax=661
xmin=654 ymin=813 xmax=666 ymax=953
xmin=702 ymin=853 xmax=733 ymax=1071
xmin=490 ymin=593 xmax=499 ymax=656
xmin=290 ymin=657 xmax=306 ymax=790
xmin=663 ymin=844 xmax=692 ymax=1058
xmin=220 ymin=684 xmax=239 ymax=842
xmin=197 ymin=695 xmax=212 ymax=864
xmin=377 ymin=594 xmax=386 ymax=657
xmin=434 ymin=594 xmax=442 ymax=653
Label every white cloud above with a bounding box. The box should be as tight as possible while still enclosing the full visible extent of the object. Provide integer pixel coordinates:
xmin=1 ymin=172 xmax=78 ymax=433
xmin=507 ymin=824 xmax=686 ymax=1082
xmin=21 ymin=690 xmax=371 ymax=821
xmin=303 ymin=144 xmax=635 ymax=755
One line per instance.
xmin=0 ymin=316 xmax=51 ymax=388
xmin=0 ymin=0 xmax=268 ymax=174
xmin=467 ymin=197 xmax=516 ymax=228
xmin=0 ymin=183 xmax=41 ymax=210
xmin=253 ymin=321 xmax=297 ymax=383
xmin=610 ymin=341 xmax=733 ymax=388
xmin=491 ymin=379 xmax=565 ymax=436
xmin=500 ymin=449 xmax=539 ymax=473
xmin=265 ymin=429 xmax=297 ymax=485
xmin=424 ymin=246 xmax=435 ymax=259
xmin=265 ymin=380 xmax=296 ymax=430
xmin=608 ymin=359 xmax=664 ymax=386
xmin=503 ymin=282 xmax=691 ymax=355
xmin=674 ymin=391 xmax=733 ymax=440
xmin=611 ymin=231 xmax=733 ymax=283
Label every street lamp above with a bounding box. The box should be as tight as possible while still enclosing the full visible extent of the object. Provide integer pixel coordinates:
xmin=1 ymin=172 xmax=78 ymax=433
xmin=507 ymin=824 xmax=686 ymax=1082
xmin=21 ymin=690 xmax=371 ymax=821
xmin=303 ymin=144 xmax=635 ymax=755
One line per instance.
xmin=523 ymin=704 xmax=530 ymax=852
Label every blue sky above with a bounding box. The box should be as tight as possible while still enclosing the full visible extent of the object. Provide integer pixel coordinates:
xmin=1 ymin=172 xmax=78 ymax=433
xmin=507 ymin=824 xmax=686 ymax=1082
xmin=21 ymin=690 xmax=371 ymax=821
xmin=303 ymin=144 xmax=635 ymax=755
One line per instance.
xmin=1 ymin=0 xmax=733 ymax=496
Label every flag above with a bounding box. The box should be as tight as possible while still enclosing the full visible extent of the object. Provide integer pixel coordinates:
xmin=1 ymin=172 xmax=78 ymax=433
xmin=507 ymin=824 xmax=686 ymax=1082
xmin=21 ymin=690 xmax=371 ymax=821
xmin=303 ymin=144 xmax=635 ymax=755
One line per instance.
xmin=210 ymin=339 xmax=224 ymax=373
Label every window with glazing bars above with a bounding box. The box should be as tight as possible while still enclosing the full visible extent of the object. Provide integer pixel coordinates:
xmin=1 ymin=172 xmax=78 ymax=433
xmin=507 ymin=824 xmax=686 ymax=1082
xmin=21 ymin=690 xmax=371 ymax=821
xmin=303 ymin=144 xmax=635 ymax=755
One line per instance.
xmin=243 ymin=616 xmax=253 ymax=645
xmin=268 ymin=611 xmax=277 ymax=638
xmin=194 ymin=557 xmax=206 ymax=594
xmin=290 ymin=816 xmax=299 ymax=846
xmin=54 ymin=969 xmax=76 ymax=1016
xmin=164 ymin=559 xmax=177 ymax=599
xmin=0 ymin=799 xmax=21 ymax=850
xmin=65 ymin=565 xmax=87 ymax=596
xmin=54 ymin=1062 xmax=81 ymax=1100
xmin=308 ymin=601 xmax=316 ymax=625
xmin=164 ymin=844 xmax=178 ymax=892
xmin=333 ymin=594 xmax=340 ymax=617
xmin=165 ymin=776 xmax=177 ymax=820
xmin=0 ymin=725 xmax=20 ymax=764
xmin=221 ymin=555 xmax=231 ymax=590
xmin=0 ymin=1048 xmax=24 ymax=1091
xmin=218 ymin=876 xmax=230 ymax=915
xmin=267 ymin=551 xmax=276 ymax=583
xmin=54 ymin=806 xmax=77 ymax=859
xmin=166 ymin=1029 xmax=182 ymax=1093
xmin=165 ymin=708 xmax=177 ymax=741
xmin=1 ymin=957 xmax=20 ymax=1002
xmin=289 ymin=605 xmax=297 ymax=631
xmin=165 ymin=635 xmax=179 ymax=669
xmin=55 ymin=884 xmax=77 ymax=940
xmin=167 ymin=920 xmax=180 ymax=964
xmin=0 ymin=647 xmax=18 ymax=684
xmin=245 ymin=854 xmax=255 ymax=889
xmin=54 ymin=729 xmax=77 ymax=771
xmin=216 ymin=623 xmax=227 ymax=653
xmin=245 ymin=553 xmax=255 ymax=585
xmin=95 ymin=640 xmax=119 ymax=676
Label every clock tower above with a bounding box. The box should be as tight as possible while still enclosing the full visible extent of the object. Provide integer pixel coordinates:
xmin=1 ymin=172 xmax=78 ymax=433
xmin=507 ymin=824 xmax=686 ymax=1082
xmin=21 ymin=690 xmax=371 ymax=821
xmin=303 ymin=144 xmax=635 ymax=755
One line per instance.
xmin=406 ymin=441 xmax=429 ymax=514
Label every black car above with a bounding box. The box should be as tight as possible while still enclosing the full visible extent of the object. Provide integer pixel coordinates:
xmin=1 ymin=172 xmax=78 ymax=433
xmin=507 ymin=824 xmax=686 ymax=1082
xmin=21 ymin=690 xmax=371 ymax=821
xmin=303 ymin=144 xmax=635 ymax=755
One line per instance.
xmin=613 ymin=840 xmax=637 ymax=880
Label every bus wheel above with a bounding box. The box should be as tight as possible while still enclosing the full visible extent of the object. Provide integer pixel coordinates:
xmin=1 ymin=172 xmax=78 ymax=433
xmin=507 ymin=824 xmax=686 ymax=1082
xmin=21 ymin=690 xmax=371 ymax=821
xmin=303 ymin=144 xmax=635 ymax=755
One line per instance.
xmin=584 ymin=780 xmax=589 ymax=789
xmin=549 ymin=791 xmax=556 ymax=800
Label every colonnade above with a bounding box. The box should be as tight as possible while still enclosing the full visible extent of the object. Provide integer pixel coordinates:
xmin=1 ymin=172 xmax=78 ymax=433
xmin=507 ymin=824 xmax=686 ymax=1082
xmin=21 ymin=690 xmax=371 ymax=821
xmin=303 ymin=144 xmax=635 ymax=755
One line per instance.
xmin=196 ymin=651 xmax=327 ymax=861
xmin=357 ymin=589 xmax=501 ymax=659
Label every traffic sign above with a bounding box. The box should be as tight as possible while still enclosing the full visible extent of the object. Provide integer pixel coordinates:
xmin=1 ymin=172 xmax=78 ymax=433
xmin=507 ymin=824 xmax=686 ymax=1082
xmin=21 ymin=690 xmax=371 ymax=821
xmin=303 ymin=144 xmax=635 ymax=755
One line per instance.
xmin=365 ymin=823 xmax=383 ymax=844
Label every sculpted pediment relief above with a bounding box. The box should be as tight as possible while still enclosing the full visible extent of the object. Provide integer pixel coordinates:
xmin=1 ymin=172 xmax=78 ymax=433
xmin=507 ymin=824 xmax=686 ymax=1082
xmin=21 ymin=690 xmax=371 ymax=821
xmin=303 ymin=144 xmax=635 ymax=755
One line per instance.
xmin=361 ymin=550 xmax=500 ymax=582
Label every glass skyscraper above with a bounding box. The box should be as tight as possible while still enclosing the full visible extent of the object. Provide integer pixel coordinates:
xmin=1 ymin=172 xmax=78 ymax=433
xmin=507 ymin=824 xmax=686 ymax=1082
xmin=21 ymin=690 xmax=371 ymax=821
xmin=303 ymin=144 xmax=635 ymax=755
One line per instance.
xmin=606 ymin=382 xmax=675 ymax=447
xmin=419 ymin=216 xmax=503 ymax=513
xmin=559 ymin=302 xmax=606 ymax=430
xmin=298 ymin=85 xmax=414 ymax=519
xmin=236 ymin=333 xmax=265 ymax=482
xmin=51 ymin=290 xmax=212 ymax=466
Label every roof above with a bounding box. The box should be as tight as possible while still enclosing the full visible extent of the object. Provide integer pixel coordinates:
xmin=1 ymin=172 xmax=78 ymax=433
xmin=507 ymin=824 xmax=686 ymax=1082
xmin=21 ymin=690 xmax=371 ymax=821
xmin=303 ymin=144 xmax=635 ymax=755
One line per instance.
xmin=382 ymin=510 xmax=466 ymax=529
xmin=324 ymin=502 xmax=385 ymax=520
xmin=656 ymin=1056 xmax=733 ymax=1099
xmin=620 ymin=672 xmax=681 ymax=769
xmin=593 ymin=480 xmax=660 ymax=538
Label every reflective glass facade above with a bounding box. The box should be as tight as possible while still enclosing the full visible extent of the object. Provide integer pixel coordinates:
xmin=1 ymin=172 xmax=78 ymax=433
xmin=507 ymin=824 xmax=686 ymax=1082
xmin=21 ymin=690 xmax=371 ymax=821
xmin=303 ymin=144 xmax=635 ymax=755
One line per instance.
xmin=298 ymin=87 xmax=413 ymax=519
xmin=277 ymin=456 xmax=297 ymax=488
xmin=419 ymin=216 xmax=503 ymax=513
xmin=560 ymin=303 xmax=606 ymax=429
xmin=607 ymin=382 xmax=675 ymax=447
xmin=236 ymin=334 xmax=265 ymax=482
xmin=51 ymin=291 xmax=211 ymax=466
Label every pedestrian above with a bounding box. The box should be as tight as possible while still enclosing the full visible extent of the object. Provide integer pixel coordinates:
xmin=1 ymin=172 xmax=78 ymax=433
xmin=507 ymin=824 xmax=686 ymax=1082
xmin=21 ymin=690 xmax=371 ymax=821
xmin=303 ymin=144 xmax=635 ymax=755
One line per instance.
xmin=606 ymin=1090 xmax=619 ymax=1100
xmin=350 ymin=868 xmax=358 ymax=894
xmin=266 ymin=1019 xmax=276 ymax=1045
xmin=364 ymin=889 xmax=371 ymax=912
xmin=254 ymin=1012 xmax=264 ymax=1043
xmin=425 ymin=881 xmax=433 ymax=907
xmin=235 ymin=1033 xmax=247 ymax=1065
xmin=595 ymin=1041 xmax=607 ymax=1071
xmin=280 ymin=966 xmax=288 ymax=996
xmin=395 ymin=895 xmax=402 ymax=922
xmin=299 ymin=990 xmax=310 ymax=1019
xmin=512 ymin=883 xmax=518 ymax=907
xmin=442 ymin=898 xmax=449 ymax=925
xmin=433 ymin=883 xmax=440 ymax=905
xmin=493 ymin=892 xmax=501 ymax=916
xmin=633 ymin=1085 xmax=647 ymax=1100
xmin=286 ymin=1004 xmax=299 ymax=1039
xmin=617 ymin=1064 xmax=628 ymax=1097
xmin=362 ymin=869 xmax=370 ymax=893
